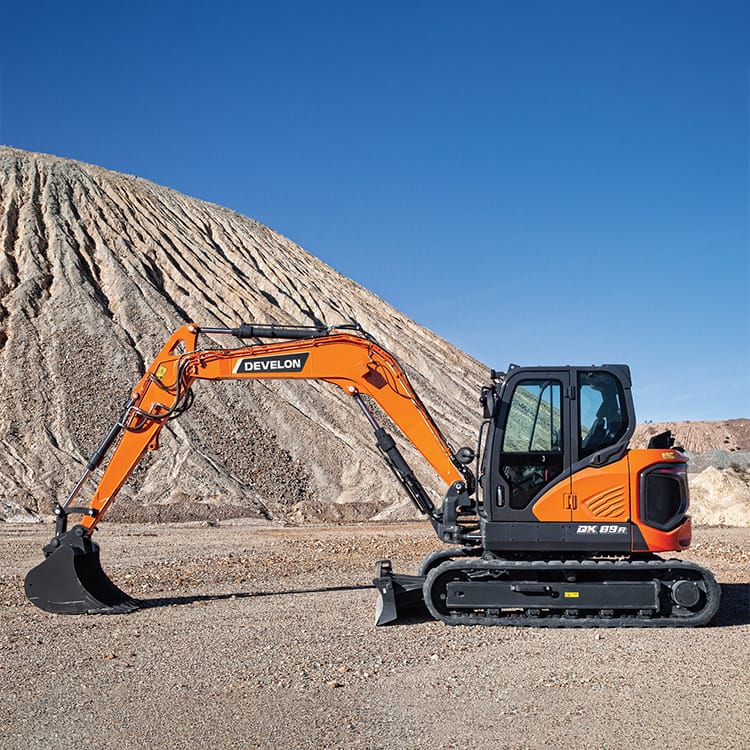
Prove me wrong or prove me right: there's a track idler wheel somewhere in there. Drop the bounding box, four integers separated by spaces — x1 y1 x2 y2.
24 525 140 614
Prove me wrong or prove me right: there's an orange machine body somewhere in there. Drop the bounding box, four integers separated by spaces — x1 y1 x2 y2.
530 449 691 553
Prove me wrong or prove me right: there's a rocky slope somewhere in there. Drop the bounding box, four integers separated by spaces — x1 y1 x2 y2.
0 147 485 524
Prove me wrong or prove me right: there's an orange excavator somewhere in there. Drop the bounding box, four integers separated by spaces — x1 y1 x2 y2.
25 322 720 626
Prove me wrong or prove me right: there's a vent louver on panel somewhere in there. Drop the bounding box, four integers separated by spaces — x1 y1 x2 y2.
583 486 627 519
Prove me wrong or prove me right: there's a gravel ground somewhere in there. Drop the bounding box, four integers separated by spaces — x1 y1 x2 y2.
1 521 749 750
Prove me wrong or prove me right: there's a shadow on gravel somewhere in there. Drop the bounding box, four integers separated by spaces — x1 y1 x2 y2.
136 583 749 627
714 583 750 627
138 584 373 610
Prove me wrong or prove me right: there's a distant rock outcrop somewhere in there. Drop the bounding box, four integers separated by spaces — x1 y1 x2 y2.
631 419 750 453
0 148 485 523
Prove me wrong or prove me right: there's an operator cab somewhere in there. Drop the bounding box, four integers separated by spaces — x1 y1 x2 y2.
480 365 636 524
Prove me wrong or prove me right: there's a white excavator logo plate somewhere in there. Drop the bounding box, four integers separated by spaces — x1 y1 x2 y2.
233 353 310 374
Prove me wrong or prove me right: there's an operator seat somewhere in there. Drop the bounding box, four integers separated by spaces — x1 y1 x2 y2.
582 401 622 456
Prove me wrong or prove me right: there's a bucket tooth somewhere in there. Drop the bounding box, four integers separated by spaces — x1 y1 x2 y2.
373 559 428 626
24 526 140 615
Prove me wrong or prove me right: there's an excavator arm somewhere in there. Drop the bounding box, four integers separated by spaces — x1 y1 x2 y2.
73 322 469 530
25 322 475 614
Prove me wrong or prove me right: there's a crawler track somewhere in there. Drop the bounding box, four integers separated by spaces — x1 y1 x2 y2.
423 557 721 627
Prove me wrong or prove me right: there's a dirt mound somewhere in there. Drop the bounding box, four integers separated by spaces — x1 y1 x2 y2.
2 147 748 529
689 466 750 527
0 147 485 524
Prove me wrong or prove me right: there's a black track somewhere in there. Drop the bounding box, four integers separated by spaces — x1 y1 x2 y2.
423 557 721 627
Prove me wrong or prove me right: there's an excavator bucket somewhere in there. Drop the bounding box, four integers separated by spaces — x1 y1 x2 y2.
373 559 428 626
24 526 140 614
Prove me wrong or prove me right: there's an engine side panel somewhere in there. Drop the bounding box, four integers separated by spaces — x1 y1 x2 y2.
629 450 693 552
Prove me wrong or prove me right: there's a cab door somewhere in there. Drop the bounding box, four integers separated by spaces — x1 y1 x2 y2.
486 370 572 523
568 369 633 527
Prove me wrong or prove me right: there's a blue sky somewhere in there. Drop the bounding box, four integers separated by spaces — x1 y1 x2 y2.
2 1 748 421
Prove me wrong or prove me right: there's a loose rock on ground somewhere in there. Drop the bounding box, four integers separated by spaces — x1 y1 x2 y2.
1 521 748 749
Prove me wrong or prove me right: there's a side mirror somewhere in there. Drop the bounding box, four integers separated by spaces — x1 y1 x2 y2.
480 387 497 419
455 446 475 465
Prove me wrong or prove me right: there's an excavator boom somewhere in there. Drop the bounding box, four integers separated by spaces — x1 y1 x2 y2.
25 322 471 614
76 322 466 529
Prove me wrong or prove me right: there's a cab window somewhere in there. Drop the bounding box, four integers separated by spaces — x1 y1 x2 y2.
502 380 562 453
500 379 563 509
579 372 628 458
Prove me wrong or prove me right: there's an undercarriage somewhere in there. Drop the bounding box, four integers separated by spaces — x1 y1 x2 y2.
375 554 721 627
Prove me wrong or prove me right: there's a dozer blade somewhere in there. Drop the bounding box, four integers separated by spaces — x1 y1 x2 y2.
373 559 428 626
24 526 140 615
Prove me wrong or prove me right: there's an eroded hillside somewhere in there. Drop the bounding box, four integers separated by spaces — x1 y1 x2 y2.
0 148 485 523
1 148 747 527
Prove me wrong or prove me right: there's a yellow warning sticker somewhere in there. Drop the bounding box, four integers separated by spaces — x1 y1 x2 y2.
155 365 167 381
662 451 676 459
564 591 580 599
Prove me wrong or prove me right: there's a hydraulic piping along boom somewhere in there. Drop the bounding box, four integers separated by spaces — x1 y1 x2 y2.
66 322 469 533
